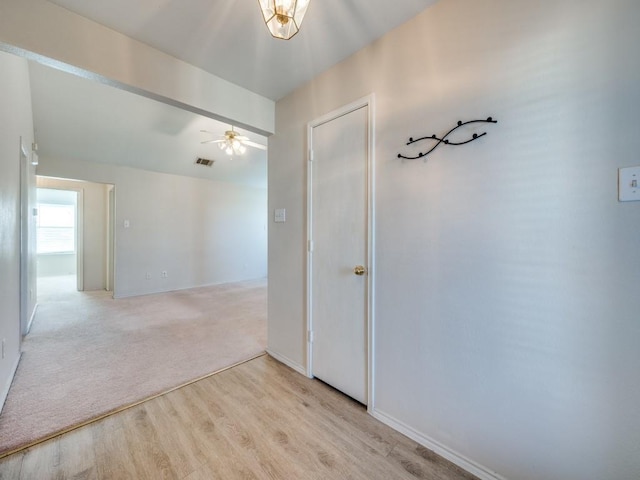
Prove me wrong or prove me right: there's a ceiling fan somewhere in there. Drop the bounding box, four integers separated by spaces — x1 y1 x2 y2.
200 126 267 156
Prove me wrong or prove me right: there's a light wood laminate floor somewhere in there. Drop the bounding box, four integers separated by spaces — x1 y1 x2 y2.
0 355 479 480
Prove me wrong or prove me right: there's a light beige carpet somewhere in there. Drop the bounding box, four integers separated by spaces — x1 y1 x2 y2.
0 276 267 456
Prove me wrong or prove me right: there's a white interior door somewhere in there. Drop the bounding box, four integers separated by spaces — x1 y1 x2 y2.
309 102 370 405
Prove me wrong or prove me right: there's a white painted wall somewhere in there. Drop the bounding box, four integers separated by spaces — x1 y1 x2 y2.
268 1 640 479
0 0 274 136
0 50 35 408
37 254 76 277
37 178 109 290
37 158 267 298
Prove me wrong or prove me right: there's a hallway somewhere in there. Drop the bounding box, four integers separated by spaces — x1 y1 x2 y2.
0 355 478 480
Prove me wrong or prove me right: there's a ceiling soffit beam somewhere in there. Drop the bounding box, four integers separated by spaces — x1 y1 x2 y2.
0 0 275 137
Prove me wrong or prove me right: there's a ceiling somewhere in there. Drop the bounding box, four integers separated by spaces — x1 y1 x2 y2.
31 0 439 187
30 62 268 187
47 0 439 101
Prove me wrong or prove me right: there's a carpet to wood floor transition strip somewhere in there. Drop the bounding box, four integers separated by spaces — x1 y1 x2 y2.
0 351 267 459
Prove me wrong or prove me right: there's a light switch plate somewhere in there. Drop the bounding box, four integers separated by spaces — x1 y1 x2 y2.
619 166 640 202
274 208 286 223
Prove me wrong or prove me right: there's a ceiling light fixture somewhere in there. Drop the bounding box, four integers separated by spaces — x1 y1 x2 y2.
219 128 247 156
201 127 267 156
258 0 311 40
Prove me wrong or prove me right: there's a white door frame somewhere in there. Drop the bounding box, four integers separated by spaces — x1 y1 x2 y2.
106 185 116 294
36 179 116 294
75 189 84 292
306 94 376 411
19 138 30 337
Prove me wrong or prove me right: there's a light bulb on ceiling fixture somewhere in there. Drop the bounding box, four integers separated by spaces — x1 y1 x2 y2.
202 126 261 156
258 0 311 40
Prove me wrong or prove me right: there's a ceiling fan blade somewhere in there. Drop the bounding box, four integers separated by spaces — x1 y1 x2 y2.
244 140 267 151
236 135 250 141
201 139 225 144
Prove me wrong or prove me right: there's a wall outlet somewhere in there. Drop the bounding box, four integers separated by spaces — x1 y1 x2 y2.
145 273 151 280
161 271 168 278
274 208 286 223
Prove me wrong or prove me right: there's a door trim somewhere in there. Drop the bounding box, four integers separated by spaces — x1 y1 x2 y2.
76 189 84 291
106 185 116 295
305 94 376 411
19 137 29 338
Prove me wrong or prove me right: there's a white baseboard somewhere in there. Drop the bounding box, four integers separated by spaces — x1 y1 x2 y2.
113 277 268 299
370 408 507 480
0 353 22 414
25 303 38 335
266 349 306 376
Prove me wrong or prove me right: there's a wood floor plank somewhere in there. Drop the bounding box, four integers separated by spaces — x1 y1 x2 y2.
183 380 308 480
246 355 403 456
389 432 481 480
57 425 96 479
182 460 226 480
120 405 179 480
195 378 315 480
195 379 319 474
168 386 266 479
144 397 203 478
153 394 211 468
91 413 139 479
0 355 479 480
0 451 23 480
206 360 417 480
237 356 402 463
19 438 61 480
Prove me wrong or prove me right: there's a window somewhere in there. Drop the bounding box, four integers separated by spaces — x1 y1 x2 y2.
37 203 76 254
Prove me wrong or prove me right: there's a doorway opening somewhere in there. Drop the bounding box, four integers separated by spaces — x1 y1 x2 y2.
36 177 116 303
36 187 79 300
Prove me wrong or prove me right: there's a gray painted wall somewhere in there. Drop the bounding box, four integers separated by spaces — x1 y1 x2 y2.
267 1 640 479
37 158 267 298
0 51 36 408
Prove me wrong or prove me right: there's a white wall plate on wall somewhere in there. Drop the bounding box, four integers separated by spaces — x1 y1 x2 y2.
619 166 640 202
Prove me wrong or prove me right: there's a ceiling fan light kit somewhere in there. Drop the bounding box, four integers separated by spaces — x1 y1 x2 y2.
219 132 247 156
200 127 267 156
258 0 311 40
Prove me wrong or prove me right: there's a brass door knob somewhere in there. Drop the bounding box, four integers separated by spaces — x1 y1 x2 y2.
353 265 366 276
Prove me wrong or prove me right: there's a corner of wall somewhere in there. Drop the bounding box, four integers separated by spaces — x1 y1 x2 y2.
266 349 307 377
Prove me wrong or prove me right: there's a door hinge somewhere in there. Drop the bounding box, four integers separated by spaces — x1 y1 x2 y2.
309 149 314 162
308 331 314 343
307 240 314 252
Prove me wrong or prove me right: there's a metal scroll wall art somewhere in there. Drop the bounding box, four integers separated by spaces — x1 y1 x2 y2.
397 117 498 160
